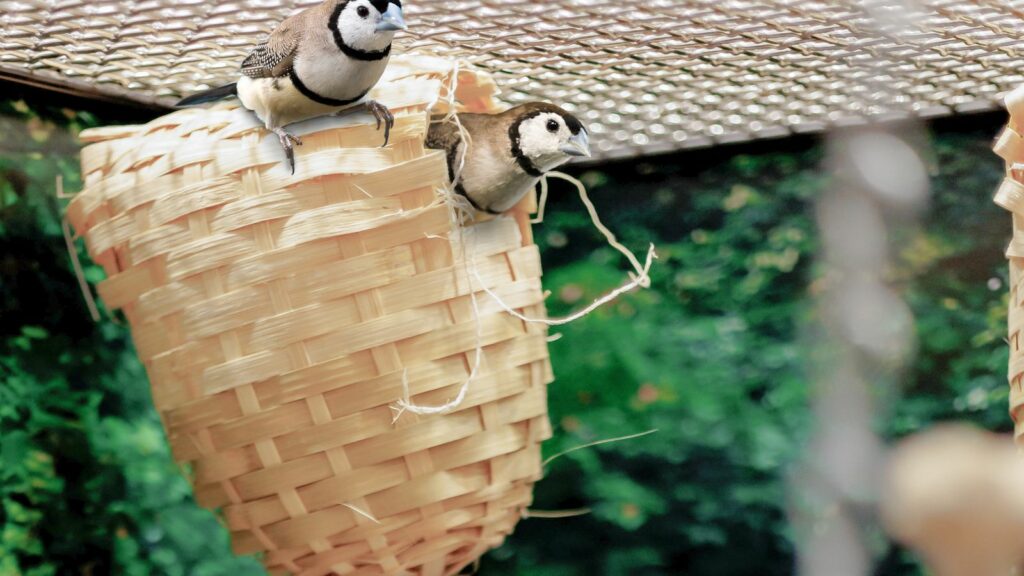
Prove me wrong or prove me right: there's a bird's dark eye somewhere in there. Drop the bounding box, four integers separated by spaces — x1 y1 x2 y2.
357 5 370 18
546 119 559 133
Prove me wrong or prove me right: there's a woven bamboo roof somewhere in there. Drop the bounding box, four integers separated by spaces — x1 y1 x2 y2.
1 0 1022 160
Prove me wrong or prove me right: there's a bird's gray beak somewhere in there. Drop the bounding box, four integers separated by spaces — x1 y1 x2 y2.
560 130 591 158
376 4 407 31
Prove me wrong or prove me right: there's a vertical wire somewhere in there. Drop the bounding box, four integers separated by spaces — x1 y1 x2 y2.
790 2 930 575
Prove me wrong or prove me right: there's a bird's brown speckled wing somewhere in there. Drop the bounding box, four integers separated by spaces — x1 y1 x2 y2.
240 15 303 78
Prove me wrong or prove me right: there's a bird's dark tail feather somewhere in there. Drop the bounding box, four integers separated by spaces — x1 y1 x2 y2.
175 83 238 107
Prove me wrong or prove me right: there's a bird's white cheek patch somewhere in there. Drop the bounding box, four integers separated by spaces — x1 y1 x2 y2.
518 115 561 158
338 5 394 52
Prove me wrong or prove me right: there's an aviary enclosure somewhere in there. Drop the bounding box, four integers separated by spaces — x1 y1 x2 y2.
1 1 1023 575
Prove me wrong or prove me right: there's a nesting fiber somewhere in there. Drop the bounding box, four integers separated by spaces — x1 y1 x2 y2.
66 55 554 576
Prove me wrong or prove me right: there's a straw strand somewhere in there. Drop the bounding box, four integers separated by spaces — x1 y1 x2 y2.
479 172 658 326
392 61 484 417
542 429 659 468
61 218 101 322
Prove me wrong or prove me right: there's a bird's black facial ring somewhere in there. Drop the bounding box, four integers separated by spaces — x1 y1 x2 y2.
329 2 393 60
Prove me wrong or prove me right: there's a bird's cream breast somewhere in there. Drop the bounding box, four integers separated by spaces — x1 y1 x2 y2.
236 76 338 128
460 140 539 213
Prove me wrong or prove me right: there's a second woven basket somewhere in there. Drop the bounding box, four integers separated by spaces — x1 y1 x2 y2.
66 56 554 575
995 85 1024 445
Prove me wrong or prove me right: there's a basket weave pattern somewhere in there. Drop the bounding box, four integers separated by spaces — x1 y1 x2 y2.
66 58 554 575
994 86 1024 444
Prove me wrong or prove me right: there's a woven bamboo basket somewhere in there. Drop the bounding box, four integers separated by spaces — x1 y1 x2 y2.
65 55 554 575
995 85 1024 445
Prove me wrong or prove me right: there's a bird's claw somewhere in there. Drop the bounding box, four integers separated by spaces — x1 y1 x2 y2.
273 128 303 174
365 100 395 147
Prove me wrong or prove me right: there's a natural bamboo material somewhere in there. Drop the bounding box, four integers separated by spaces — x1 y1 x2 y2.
66 55 554 576
993 85 1024 445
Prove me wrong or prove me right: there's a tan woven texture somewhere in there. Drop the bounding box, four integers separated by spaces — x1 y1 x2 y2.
65 56 554 576
994 86 1024 444
4 1 1024 161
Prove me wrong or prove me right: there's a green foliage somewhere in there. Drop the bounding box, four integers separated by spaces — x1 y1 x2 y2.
482 146 824 576
0 101 262 576
483 129 1008 575
0 95 1011 576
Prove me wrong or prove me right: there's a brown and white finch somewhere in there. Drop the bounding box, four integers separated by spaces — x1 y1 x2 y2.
176 0 407 172
426 102 591 215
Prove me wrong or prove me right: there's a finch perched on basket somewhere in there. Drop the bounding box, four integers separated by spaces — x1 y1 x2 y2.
176 0 407 173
